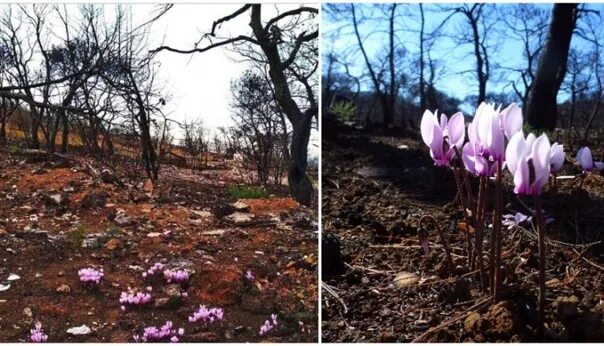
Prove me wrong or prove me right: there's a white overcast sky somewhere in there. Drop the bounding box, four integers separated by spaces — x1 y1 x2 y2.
133 3 319 155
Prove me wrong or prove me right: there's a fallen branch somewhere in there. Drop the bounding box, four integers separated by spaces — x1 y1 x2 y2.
411 297 490 343
322 281 348 314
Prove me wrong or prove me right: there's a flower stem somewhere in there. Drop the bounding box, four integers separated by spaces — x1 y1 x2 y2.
419 215 454 270
534 194 546 339
492 160 503 301
474 176 488 292
452 166 472 266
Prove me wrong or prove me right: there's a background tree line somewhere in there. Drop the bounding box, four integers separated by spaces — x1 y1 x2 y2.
322 3 604 145
0 4 318 206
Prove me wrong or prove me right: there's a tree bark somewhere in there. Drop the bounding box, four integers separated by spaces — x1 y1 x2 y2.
387 4 397 127
419 4 426 111
249 5 315 206
525 4 578 130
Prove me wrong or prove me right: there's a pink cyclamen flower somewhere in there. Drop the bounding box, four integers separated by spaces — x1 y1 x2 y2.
577 147 604 172
188 305 224 324
502 212 532 230
505 132 551 195
78 267 104 285
245 270 254 281
549 142 565 173
420 109 465 166
30 323 48 342
471 102 505 161
259 314 278 336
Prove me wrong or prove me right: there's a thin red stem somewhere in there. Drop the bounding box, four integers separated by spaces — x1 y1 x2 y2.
534 194 546 339
419 215 454 270
493 160 503 301
474 177 488 292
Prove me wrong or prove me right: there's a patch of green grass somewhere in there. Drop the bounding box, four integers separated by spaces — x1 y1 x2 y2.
9 144 23 155
106 224 122 237
71 225 87 243
227 185 268 199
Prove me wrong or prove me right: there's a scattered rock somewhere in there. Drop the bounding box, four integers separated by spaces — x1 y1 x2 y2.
23 307 32 318
113 209 133 226
7 274 20 281
224 212 252 224
41 193 67 207
201 230 227 236
231 201 250 212
0 228 6 237
66 325 91 335
189 210 213 219
56 284 71 293
104 238 120 251
393 271 420 288
147 232 161 238
80 191 108 209
81 237 100 249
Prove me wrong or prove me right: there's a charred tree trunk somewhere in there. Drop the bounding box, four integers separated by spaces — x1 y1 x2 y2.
138 109 158 181
387 4 397 128
467 9 487 106
289 108 315 206
419 4 426 111
0 118 6 144
60 112 69 153
525 4 578 130
249 5 315 206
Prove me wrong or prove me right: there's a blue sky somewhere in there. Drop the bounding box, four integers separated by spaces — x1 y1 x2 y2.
322 3 604 114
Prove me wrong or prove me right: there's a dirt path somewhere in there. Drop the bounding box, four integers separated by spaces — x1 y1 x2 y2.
0 150 317 342
321 123 604 342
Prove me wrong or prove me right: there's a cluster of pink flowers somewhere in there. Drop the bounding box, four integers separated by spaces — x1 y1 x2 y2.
142 262 164 279
188 305 224 324
163 269 189 284
120 291 152 310
259 314 278 336
421 102 566 196
30 323 48 342
78 267 104 285
133 321 184 343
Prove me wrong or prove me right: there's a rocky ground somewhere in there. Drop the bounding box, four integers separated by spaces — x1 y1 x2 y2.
321 120 604 342
0 148 317 342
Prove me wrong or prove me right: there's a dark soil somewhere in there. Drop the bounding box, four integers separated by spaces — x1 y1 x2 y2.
321 121 604 343
0 148 317 342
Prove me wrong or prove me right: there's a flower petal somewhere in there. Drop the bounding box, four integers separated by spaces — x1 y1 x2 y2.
505 131 525 175
549 142 564 173
501 103 523 139
420 109 439 147
577 147 593 171
447 112 465 149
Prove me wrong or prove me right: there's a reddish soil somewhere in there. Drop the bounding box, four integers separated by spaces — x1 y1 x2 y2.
321 121 604 342
0 148 317 342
